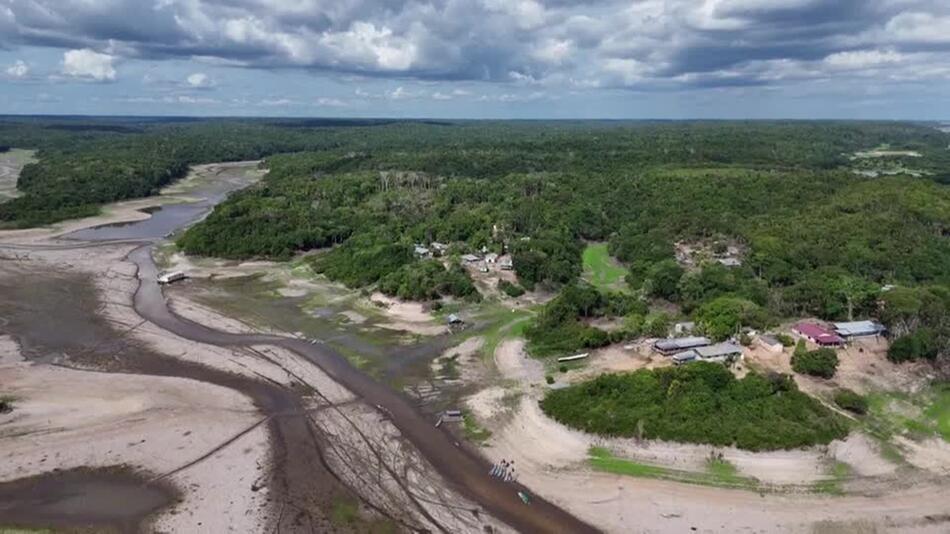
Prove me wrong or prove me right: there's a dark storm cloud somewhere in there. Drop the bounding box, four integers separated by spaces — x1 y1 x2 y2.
2 0 950 89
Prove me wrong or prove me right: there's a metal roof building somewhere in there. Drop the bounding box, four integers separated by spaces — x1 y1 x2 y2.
654 336 712 354
695 342 743 360
834 320 885 338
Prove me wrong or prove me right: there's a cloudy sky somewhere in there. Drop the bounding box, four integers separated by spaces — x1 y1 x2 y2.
1 0 949 119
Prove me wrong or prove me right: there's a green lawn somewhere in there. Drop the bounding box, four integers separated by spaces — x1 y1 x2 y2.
582 243 628 291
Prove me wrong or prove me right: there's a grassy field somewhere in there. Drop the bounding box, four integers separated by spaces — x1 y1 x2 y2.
473 304 534 361
588 447 759 490
581 243 628 291
589 446 858 494
924 384 950 441
865 384 950 443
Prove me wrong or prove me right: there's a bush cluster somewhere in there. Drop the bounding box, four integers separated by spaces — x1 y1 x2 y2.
833 389 868 415
541 363 848 451
791 346 839 379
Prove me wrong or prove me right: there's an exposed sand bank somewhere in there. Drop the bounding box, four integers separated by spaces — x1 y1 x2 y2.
463 338 947 533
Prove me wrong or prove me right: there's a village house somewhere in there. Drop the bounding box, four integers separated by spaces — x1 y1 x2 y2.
793 322 844 347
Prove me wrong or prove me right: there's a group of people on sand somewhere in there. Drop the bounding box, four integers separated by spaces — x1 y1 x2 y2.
489 459 516 482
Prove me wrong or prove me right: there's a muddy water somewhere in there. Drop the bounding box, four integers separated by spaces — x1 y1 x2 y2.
0 267 358 532
0 467 177 534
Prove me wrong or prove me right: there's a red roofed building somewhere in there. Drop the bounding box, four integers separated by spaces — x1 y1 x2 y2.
793 323 844 347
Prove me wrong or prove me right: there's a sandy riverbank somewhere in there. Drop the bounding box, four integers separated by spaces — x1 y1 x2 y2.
462 339 950 533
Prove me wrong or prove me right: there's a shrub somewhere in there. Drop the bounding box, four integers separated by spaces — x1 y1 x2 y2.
834 389 868 415
498 279 526 298
887 328 939 363
792 347 839 379
545 375 555 384
559 365 568 373
643 312 671 338
776 333 794 347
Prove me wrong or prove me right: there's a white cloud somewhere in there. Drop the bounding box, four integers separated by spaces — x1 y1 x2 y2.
186 72 215 88
885 12 950 44
61 49 116 82
825 49 904 70
316 97 348 107
5 59 29 79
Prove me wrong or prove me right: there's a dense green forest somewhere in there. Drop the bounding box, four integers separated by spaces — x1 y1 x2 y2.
174 120 949 364
1 117 947 365
540 362 849 450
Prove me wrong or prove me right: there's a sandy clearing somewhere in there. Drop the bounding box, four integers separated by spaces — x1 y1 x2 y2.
494 339 544 385
828 433 898 477
370 292 448 336
896 436 950 475
466 386 510 420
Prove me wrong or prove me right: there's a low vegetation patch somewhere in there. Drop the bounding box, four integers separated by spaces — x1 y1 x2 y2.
582 243 629 290
462 413 492 444
834 389 869 415
497 279 525 298
791 342 839 379
542 363 849 451
864 385 950 443
588 447 759 490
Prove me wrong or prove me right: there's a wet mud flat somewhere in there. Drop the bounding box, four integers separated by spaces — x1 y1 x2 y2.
0 467 177 534
181 276 459 398
0 267 370 532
